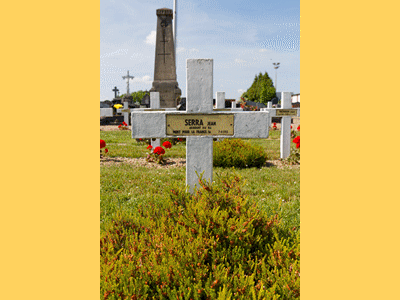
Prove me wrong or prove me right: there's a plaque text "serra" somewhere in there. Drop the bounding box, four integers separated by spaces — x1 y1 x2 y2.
166 114 234 136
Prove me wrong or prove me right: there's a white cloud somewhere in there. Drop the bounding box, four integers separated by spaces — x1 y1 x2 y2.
177 47 199 54
237 89 245 96
132 75 152 84
145 31 156 45
100 49 129 59
234 58 247 63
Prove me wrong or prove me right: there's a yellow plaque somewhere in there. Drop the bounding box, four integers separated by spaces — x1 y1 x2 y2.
276 109 297 116
166 114 234 136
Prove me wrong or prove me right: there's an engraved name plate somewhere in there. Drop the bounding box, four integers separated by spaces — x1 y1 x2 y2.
276 109 297 116
166 114 234 136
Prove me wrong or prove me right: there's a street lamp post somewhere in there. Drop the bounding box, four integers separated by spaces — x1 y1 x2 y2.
272 62 280 92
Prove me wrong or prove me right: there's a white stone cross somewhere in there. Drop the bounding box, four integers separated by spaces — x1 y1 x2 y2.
261 92 300 158
131 59 270 193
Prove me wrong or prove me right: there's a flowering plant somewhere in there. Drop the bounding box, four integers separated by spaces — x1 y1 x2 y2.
100 139 109 158
293 136 300 149
272 122 278 130
146 141 173 164
118 121 129 130
239 97 259 111
285 125 300 165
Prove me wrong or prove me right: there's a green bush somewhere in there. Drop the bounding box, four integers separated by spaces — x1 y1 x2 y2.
213 139 268 168
100 176 300 299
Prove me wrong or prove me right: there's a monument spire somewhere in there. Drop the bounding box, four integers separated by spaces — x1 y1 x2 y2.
173 0 177 59
150 8 181 108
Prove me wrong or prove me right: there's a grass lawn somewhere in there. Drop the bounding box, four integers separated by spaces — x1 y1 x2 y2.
100 129 299 233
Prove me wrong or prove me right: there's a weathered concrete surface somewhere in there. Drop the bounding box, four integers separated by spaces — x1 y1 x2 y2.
186 59 213 113
131 111 270 139
280 92 292 159
150 92 161 148
186 137 213 192
216 92 225 109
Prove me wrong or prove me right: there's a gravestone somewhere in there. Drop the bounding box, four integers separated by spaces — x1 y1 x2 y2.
261 92 300 158
149 8 181 108
140 94 150 108
131 59 270 193
216 92 225 109
150 92 161 148
100 108 113 117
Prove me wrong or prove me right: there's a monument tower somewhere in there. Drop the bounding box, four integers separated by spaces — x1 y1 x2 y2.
150 8 181 108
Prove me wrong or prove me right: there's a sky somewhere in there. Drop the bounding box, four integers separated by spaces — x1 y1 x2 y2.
100 0 299 101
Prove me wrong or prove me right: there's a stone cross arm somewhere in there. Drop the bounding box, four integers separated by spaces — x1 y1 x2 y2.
131 111 270 139
261 108 300 118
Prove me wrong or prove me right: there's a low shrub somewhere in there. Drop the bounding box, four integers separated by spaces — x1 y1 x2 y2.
100 176 300 299
213 139 268 168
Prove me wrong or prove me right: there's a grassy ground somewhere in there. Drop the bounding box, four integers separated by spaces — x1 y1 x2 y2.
100 129 299 233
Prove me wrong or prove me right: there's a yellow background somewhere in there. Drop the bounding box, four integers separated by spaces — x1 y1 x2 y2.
1 0 400 299
1 1 99 298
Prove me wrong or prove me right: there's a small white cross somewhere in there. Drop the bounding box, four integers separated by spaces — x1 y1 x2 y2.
261 93 300 158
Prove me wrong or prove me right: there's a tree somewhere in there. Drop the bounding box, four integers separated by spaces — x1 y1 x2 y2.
131 90 149 104
120 90 149 104
241 72 276 105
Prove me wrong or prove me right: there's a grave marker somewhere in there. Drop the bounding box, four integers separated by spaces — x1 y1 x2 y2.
150 92 161 148
261 92 300 158
131 59 270 193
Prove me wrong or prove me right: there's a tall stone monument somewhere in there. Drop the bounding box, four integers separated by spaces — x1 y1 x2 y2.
150 8 181 108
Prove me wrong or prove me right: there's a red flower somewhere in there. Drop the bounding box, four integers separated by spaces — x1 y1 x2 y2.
291 125 293 129
162 141 172 149
154 146 165 155
139 138 142 141
297 125 300 131
105 148 108 153
100 140 106 148
123 121 127 126
118 124 122 128
147 145 153 150
293 136 300 148
272 122 277 129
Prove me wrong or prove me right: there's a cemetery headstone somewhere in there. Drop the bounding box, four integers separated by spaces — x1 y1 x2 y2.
150 92 161 148
149 8 181 108
131 59 270 193
216 92 225 109
261 92 300 158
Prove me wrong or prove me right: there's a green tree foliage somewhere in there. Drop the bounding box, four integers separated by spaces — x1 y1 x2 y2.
120 90 149 104
131 90 149 103
242 72 276 105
